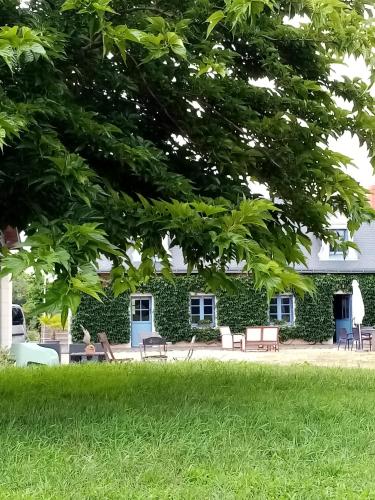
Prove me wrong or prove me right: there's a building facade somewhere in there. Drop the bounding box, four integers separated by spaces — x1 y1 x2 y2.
72 212 375 347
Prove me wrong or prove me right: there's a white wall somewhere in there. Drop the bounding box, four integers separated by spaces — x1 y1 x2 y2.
0 276 12 348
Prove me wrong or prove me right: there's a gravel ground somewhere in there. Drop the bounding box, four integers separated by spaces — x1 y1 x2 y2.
62 344 375 368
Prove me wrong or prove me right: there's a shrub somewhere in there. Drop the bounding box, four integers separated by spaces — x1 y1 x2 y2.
191 327 220 343
278 325 304 342
0 348 13 367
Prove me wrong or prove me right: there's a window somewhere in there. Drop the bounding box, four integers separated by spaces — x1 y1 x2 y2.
12 306 24 326
269 295 294 325
190 295 215 326
329 229 348 255
131 298 150 322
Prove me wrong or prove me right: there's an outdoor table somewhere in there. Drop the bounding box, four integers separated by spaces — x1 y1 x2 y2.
69 351 106 363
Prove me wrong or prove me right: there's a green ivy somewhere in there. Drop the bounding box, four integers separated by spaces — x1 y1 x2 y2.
144 277 191 342
190 327 220 342
216 276 268 332
72 274 375 345
71 289 130 344
283 274 375 343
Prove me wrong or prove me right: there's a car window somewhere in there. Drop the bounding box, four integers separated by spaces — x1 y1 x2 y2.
12 307 24 325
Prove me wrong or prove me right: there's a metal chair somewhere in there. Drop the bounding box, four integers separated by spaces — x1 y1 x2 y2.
360 328 373 351
186 335 196 361
140 336 168 362
337 328 353 350
173 335 196 361
352 327 361 350
139 332 165 352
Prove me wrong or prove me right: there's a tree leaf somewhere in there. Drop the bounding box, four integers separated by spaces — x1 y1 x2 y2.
206 10 225 38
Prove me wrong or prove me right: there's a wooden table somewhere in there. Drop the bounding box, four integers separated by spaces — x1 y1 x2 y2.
69 351 106 363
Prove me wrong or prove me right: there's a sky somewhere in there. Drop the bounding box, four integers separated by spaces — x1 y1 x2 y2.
284 14 374 188
330 56 374 188
252 55 374 191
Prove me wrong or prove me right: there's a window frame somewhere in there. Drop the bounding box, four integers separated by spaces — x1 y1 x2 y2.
329 228 348 256
318 218 358 262
190 294 216 327
268 295 294 325
131 296 152 323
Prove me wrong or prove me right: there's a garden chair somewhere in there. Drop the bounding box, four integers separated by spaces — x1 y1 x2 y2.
10 343 59 367
244 326 279 351
98 333 133 363
38 341 61 362
140 336 168 362
139 332 166 352
244 327 263 351
140 332 161 340
262 326 279 351
173 335 196 361
352 327 361 350
219 326 244 350
360 328 373 352
337 328 353 350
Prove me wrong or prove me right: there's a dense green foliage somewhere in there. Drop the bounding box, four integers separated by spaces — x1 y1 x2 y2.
73 273 375 344
146 277 192 342
2 363 375 497
71 288 130 344
12 274 28 307
0 0 374 320
12 272 45 331
287 274 375 343
72 275 268 343
217 276 268 331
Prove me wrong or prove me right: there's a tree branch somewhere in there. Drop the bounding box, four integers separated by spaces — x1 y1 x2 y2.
128 54 189 139
211 107 284 170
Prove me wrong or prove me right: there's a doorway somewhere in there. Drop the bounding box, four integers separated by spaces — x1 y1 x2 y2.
131 296 153 347
333 294 352 342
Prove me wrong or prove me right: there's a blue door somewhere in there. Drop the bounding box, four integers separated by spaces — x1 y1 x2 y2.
334 294 352 342
131 297 152 347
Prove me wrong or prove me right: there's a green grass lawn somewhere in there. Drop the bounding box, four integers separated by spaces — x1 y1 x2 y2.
1 362 375 499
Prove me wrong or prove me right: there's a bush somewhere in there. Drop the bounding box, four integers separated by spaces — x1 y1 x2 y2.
0 348 13 367
278 325 305 342
191 327 220 343
27 330 40 342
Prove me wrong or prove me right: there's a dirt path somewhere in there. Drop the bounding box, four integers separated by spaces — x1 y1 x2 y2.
109 346 375 369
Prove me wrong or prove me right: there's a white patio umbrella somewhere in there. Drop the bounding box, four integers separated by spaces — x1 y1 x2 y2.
352 280 365 347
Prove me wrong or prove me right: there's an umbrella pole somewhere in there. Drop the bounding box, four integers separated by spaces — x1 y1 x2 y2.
359 324 362 350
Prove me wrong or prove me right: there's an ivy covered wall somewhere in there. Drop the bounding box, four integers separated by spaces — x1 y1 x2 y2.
71 290 130 344
216 277 268 331
144 275 268 342
72 274 375 345
289 274 375 343
144 277 191 342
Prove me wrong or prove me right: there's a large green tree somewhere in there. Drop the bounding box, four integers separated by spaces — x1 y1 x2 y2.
0 0 374 322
